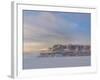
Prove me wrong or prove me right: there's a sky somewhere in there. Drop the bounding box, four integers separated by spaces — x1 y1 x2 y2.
23 10 91 53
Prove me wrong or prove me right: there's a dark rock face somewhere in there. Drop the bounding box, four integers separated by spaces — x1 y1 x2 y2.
38 44 90 57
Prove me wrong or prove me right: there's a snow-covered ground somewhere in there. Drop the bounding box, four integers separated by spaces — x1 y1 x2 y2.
23 53 91 69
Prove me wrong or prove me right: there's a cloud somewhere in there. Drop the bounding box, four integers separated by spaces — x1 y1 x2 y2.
24 42 49 53
23 11 90 53
24 12 79 41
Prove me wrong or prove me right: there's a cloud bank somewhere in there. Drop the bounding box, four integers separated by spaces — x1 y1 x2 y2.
23 10 91 53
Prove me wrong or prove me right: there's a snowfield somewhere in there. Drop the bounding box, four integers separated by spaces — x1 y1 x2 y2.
23 53 91 69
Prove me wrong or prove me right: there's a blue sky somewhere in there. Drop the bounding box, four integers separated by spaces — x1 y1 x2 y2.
23 10 91 53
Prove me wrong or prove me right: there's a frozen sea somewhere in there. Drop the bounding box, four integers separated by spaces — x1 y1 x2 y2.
23 53 91 69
